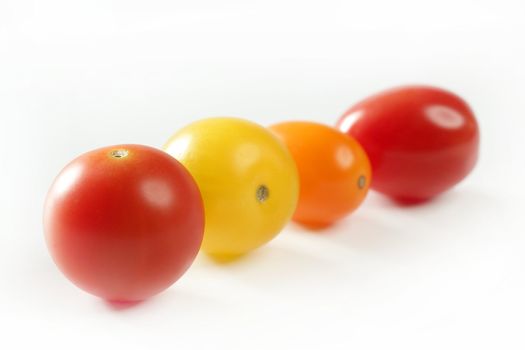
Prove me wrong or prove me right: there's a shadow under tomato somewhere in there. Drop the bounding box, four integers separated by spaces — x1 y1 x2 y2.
206 252 248 265
209 244 342 292
372 187 496 213
323 188 500 257
99 286 228 315
104 299 145 311
391 196 434 206
291 220 334 232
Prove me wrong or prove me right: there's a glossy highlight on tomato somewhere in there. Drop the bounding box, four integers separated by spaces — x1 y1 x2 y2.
270 121 371 228
44 144 205 301
163 117 299 258
337 86 479 202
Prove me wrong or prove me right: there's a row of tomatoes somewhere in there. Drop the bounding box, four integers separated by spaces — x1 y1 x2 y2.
44 85 479 302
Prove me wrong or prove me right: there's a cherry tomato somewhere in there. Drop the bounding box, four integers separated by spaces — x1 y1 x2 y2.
337 86 479 202
44 144 204 301
163 117 299 258
269 121 371 228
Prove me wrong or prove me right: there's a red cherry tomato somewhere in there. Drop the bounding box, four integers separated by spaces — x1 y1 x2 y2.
337 86 479 202
44 145 204 301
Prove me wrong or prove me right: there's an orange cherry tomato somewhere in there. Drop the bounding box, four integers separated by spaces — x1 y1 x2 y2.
269 121 371 228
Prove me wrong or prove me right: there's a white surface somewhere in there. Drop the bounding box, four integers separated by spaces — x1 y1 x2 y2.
1 0 524 349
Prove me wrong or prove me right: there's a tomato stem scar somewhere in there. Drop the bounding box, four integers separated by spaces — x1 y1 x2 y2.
256 185 269 203
111 149 129 158
358 175 366 189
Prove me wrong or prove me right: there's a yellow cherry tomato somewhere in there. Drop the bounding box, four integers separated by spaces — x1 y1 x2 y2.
163 117 299 258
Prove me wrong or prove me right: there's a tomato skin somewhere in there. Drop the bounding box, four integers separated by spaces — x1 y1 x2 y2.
337 86 479 202
44 144 204 301
163 117 299 258
269 121 371 228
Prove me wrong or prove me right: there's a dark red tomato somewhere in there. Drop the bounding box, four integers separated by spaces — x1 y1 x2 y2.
337 86 479 202
44 144 204 301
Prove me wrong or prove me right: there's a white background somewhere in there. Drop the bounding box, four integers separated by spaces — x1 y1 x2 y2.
1 0 524 349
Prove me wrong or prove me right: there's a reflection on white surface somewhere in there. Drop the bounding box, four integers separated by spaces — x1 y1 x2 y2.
141 179 173 208
425 105 465 129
